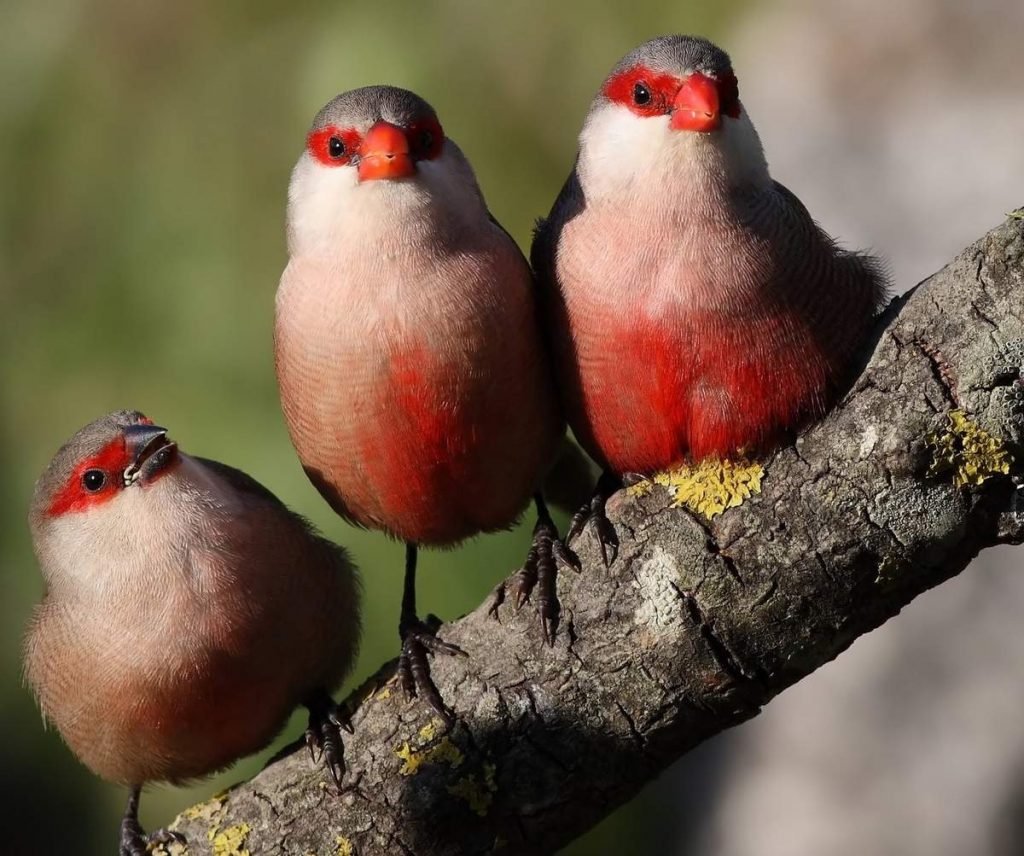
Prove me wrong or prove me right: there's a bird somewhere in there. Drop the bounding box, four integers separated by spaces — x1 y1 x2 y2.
532 35 888 553
22 411 360 856
274 85 569 717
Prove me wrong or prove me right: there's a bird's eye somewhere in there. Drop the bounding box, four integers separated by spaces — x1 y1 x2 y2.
633 82 652 106
328 136 345 158
82 470 106 492
419 130 434 152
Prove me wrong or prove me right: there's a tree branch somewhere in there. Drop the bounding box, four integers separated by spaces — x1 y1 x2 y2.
169 214 1024 856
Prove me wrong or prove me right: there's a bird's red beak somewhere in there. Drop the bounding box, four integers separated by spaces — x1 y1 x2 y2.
671 73 721 133
357 121 416 182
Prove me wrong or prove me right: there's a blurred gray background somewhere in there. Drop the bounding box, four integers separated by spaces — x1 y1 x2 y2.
1 1 1021 853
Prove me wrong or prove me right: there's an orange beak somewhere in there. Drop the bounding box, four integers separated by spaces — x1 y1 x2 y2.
357 121 416 182
670 73 721 133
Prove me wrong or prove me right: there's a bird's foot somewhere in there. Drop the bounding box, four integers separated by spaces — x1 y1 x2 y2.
489 512 580 646
119 790 185 856
566 471 621 567
397 615 467 726
304 689 353 791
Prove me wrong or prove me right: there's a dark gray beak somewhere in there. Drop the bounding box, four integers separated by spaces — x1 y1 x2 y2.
123 423 177 485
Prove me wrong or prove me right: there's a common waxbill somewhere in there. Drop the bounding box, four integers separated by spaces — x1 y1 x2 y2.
533 35 888 552
23 411 360 855
275 86 570 716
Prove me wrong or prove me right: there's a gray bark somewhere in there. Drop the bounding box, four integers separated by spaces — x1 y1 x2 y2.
168 214 1024 856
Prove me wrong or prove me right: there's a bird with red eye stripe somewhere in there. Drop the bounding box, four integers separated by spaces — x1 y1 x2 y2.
275 86 569 723
533 35 888 555
23 411 360 855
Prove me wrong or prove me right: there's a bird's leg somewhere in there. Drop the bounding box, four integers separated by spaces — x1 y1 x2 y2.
566 470 621 567
119 786 186 856
118 788 146 856
304 688 352 791
396 543 466 726
489 494 580 646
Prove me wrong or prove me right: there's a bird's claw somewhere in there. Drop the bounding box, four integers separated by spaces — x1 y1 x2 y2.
120 819 185 856
567 498 619 568
486 582 506 619
397 619 465 726
565 472 621 567
553 537 583 573
305 691 351 791
492 514 576 646
593 514 619 567
119 787 187 856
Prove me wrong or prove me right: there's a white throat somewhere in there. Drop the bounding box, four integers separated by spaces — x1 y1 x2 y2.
576 102 771 208
286 143 490 258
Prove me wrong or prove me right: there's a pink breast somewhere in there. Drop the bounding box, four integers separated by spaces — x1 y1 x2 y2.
277 255 559 546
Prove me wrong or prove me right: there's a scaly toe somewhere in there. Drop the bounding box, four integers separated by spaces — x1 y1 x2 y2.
486 581 507 619
305 692 350 791
397 621 463 725
595 516 619 567
511 563 538 609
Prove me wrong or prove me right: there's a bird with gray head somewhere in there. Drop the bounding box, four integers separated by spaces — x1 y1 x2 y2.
533 35 888 552
23 411 360 856
275 85 573 722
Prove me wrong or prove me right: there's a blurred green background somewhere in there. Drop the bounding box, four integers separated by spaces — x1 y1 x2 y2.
1 1 743 853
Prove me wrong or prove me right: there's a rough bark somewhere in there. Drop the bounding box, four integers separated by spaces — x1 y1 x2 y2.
168 215 1024 856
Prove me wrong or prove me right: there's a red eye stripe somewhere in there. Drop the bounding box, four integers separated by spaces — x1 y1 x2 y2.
604 65 742 120
306 127 363 167
717 72 741 119
603 65 681 117
407 116 444 160
47 437 128 517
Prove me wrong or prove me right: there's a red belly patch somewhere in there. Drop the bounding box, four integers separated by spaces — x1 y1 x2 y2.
575 310 832 473
354 345 482 543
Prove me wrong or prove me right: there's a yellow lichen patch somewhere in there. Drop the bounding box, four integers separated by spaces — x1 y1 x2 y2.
177 793 226 825
167 791 226 848
447 776 491 816
395 741 422 775
376 687 392 700
418 718 443 742
447 762 498 817
396 734 465 776
637 458 765 519
926 410 1013 488
626 479 654 498
151 838 188 856
209 823 251 856
336 836 354 856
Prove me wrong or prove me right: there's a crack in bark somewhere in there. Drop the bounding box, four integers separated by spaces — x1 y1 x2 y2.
912 338 962 409
675 583 763 687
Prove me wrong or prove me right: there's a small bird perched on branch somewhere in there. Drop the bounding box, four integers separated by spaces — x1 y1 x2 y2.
275 86 569 717
533 35 888 554
22 411 360 856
